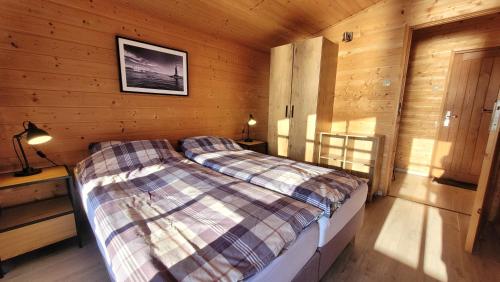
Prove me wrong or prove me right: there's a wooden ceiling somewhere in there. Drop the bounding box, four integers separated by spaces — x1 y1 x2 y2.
118 0 382 50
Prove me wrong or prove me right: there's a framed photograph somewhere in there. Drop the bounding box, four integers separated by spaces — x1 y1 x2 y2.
116 36 188 96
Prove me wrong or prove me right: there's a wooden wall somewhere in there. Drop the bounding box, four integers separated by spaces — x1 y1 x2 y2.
0 0 270 172
317 0 500 193
395 14 500 175
2 0 500 194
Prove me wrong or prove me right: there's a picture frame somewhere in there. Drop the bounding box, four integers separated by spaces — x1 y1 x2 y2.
116 36 188 96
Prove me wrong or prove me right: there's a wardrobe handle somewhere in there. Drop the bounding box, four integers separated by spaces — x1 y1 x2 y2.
285 105 289 117
291 105 294 118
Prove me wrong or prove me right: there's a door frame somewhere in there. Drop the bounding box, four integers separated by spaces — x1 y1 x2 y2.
386 8 500 196
388 16 500 253
465 91 500 252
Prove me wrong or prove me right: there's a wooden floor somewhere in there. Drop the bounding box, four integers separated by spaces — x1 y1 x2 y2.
3 197 498 282
389 172 476 215
2 236 109 282
322 197 499 282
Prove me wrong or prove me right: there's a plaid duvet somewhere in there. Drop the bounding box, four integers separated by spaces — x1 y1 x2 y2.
75 139 321 282
181 136 367 217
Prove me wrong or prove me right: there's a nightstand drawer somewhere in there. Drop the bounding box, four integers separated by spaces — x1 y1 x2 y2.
0 214 76 260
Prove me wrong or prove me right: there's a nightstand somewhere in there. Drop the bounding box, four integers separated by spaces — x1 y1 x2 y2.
236 140 268 154
0 166 82 278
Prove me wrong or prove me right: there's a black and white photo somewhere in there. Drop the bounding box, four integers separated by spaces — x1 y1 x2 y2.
116 37 188 96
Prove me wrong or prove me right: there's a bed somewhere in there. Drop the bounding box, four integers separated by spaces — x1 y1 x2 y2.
74 139 323 281
180 136 368 277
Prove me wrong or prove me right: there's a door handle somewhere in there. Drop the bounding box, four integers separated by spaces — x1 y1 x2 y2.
285 105 288 118
443 111 458 127
489 100 500 131
291 105 294 118
483 108 493 113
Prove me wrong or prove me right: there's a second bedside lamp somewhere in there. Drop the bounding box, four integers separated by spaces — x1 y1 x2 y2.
245 114 257 142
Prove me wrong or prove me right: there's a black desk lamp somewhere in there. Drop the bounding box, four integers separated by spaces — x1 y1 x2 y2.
245 114 257 142
13 121 52 177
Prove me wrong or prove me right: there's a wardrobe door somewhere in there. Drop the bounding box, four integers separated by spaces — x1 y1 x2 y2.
288 37 323 162
268 44 294 157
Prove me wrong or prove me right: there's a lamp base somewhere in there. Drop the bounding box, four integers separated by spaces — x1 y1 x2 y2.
14 167 42 177
244 138 253 142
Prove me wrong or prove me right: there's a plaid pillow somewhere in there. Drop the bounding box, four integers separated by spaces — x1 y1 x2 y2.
181 136 242 157
77 139 181 184
88 140 123 154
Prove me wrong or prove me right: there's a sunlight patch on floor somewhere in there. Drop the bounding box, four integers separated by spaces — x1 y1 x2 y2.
393 177 439 205
374 198 424 269
390 172 475 215
374 198 449 281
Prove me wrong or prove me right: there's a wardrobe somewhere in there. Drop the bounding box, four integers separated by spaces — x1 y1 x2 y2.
267 36 338 163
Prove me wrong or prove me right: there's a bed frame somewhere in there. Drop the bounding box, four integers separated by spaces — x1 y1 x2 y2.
292 207 365 281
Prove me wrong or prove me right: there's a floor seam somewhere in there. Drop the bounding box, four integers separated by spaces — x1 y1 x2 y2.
386 195 471 216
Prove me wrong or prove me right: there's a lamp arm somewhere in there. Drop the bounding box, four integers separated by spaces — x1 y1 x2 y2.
13 121 30 138
12 121 30 139
13 129 27 139
14 133 30 171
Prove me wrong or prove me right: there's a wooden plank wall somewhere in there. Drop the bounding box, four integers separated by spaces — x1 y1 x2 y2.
396 14 500 176
317 0 500 193
0 0 270 173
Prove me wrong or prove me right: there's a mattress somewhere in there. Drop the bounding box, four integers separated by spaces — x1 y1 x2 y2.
248 222 319 282
75 170 320 282
317 183 368 247
181 136 367 218
91 213 320 282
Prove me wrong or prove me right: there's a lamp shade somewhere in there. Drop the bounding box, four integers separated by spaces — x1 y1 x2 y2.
247 114 257 126
26 122 52 145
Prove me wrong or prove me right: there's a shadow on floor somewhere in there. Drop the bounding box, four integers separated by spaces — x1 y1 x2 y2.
322 196 500 282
